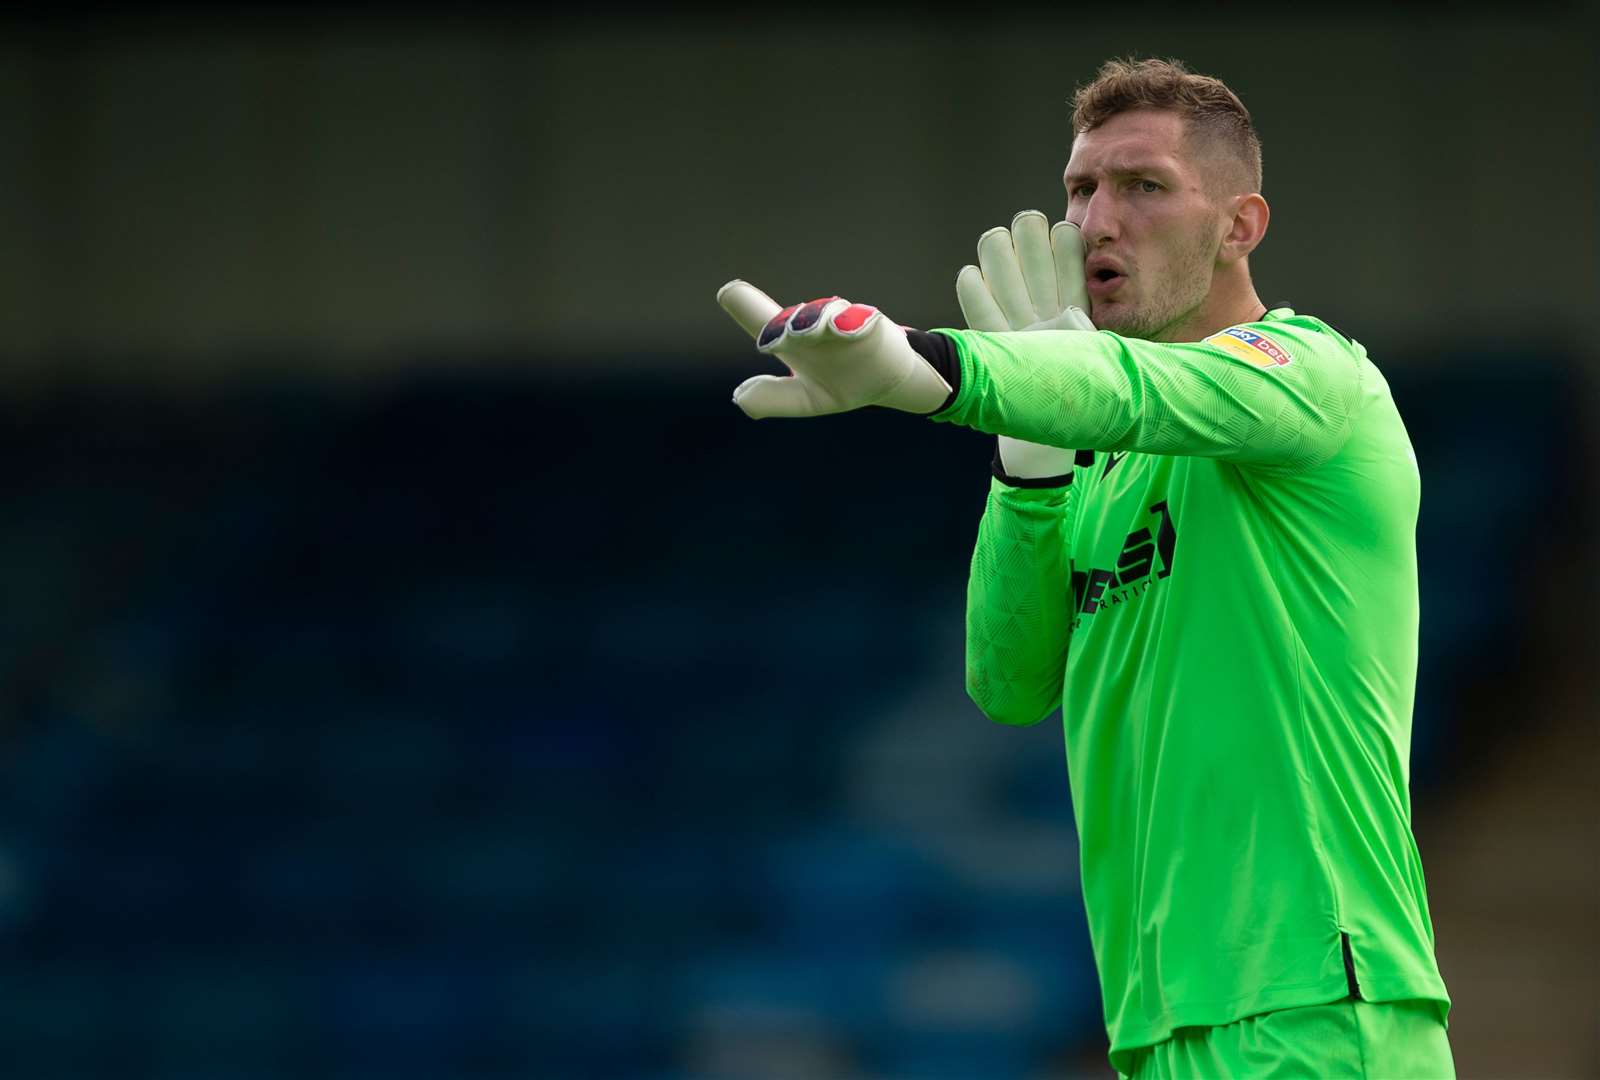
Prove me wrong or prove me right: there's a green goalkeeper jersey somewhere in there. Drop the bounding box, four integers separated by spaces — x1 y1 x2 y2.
930 308 1449 1063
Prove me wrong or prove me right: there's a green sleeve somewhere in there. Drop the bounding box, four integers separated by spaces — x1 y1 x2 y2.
965 475 1075 726
930 317 1366 472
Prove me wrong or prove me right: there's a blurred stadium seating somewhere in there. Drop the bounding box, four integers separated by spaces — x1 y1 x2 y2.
0 345 1588 1078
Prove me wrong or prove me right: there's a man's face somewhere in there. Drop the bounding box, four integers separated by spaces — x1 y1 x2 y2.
1063 110 1228 341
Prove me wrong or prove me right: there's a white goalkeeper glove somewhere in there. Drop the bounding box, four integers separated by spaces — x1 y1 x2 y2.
718 281 952 419
955 210 1095 482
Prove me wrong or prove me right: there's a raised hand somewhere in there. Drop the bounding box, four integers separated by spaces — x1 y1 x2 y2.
957 210 1095 333
954 211 1096 481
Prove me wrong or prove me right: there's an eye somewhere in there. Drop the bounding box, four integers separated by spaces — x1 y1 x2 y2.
1137 179 1162 193
1070 183 1095 200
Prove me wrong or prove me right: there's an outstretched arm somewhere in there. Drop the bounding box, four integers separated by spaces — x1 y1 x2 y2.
930 321 1366 473
718 285 1362 474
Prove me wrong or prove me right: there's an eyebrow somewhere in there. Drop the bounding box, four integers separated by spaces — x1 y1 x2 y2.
1064 161 1176 186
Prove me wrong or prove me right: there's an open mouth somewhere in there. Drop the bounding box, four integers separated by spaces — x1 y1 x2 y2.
1088 268 1126 295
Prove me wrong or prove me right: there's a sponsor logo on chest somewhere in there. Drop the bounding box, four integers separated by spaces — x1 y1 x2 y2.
1070 499 1177 627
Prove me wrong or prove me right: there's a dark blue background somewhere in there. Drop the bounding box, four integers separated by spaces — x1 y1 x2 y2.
0 344 1585 1078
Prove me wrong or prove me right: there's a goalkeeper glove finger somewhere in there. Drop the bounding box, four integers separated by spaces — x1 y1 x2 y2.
969 209 1054 328
718 280 952 419
956 210 1094 333
954 212 1095 481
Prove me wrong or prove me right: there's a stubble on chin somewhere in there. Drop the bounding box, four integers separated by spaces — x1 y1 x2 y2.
1103 231 1218 342
1093 293 1172 341
1095 300 1161 341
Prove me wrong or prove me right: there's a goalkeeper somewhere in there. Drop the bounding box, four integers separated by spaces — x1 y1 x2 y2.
717 58 1454 1078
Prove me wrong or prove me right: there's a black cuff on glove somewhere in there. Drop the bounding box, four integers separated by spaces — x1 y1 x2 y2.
905 330 961 415
991 441 1075 489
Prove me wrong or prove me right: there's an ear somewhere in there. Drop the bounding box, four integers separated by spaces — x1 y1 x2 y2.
1220 193 1269 263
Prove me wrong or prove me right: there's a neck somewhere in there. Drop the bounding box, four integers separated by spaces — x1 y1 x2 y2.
1157 267 1267 343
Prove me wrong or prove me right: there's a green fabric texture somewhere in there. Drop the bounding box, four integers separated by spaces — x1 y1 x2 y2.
938 315 1364 471
1121 997 1454 1079
966 481 1076 725
939 311 1450 1063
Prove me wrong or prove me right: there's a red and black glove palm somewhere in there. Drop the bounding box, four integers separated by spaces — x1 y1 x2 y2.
718 280 953 419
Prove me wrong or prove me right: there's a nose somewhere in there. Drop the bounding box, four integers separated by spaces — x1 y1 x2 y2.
1073 188 1118 248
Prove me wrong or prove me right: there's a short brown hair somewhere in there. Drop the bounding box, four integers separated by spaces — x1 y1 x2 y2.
1071 57 1263 194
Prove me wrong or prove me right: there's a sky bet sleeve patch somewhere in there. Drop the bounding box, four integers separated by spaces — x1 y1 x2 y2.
1203 326 1293 368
